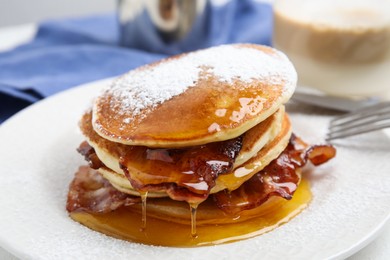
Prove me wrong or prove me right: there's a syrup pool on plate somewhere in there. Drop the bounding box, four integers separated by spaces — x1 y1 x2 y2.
70 178 311 247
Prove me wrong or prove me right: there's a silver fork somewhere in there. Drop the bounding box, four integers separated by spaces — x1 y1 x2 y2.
292 91 380 112
326 101 390 141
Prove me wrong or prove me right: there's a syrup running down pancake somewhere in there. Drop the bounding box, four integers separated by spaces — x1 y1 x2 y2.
67 44 336 247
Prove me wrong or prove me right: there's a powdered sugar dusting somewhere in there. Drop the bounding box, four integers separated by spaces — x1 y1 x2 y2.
104 45 297 123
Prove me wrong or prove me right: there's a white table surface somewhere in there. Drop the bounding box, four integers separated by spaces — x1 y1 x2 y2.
0 24 389 260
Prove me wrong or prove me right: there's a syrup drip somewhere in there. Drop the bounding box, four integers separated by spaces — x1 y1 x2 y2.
189 203 199 238
140 191 148 230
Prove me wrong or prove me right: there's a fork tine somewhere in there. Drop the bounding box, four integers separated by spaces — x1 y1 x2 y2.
329 112 390 132
330 101 390 126
327 101 390 141
326 121 390 141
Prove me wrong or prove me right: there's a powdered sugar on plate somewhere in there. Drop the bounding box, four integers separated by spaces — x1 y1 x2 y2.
104 45 297 123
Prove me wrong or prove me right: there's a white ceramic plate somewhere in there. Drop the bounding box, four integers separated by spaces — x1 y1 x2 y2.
0 79 389 260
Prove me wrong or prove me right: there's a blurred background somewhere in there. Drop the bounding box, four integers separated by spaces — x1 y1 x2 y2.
0 0 115 26
0 0 274 27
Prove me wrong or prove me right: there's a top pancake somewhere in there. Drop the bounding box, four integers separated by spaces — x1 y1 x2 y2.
93 44 297 148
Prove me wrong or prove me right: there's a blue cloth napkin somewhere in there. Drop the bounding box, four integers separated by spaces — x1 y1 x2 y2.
0 0 273 123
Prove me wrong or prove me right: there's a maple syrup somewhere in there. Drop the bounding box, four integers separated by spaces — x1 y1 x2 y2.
189 203 199 237
70 179 311 247
140 191 148 230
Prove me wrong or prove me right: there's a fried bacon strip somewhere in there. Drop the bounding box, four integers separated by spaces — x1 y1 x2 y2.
119 136 243 204
77 141 104 169
68 135 335 214
213 134 336 214
66 166 140 213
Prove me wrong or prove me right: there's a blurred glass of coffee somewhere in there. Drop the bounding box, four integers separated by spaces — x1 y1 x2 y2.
273 0 390 97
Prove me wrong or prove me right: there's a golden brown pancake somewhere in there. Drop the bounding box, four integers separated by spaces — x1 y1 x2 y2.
234 106 285 168
92 44 297 148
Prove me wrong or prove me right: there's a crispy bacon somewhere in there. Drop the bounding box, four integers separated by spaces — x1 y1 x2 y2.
71 135 336 215
77 141 104 169
119 136 243 204
77 142 217 203
66 166 140 213
213 134 336 215
305 145 336 165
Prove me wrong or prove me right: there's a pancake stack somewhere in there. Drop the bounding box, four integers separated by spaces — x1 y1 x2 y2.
72 44 334 227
